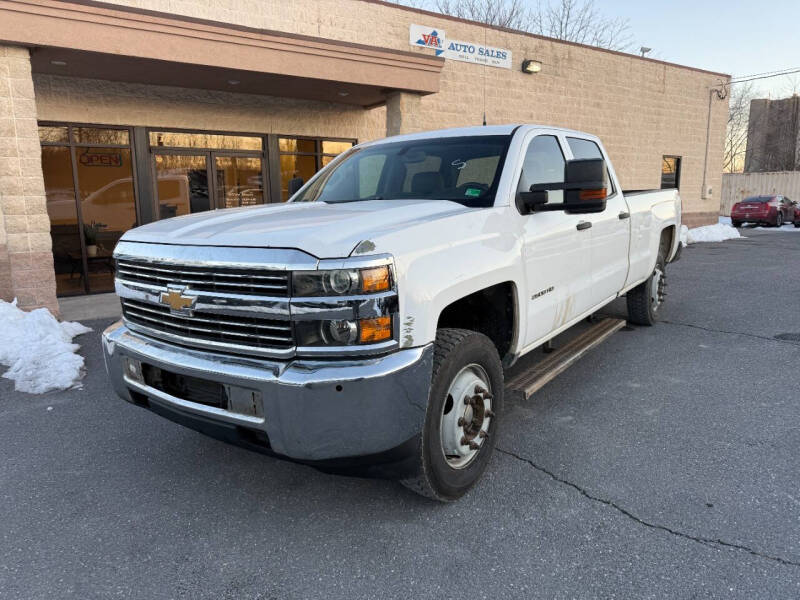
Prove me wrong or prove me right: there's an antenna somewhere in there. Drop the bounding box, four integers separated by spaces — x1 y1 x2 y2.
483 112 487 126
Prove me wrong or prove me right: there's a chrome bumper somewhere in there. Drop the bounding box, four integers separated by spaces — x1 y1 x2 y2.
102 321 433 462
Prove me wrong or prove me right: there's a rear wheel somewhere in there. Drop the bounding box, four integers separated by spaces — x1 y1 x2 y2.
627 255 666 326
732 220 742 228
776 213 783 227
401 328 503 502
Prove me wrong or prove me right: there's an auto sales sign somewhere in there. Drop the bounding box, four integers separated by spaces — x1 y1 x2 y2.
409 24 512 69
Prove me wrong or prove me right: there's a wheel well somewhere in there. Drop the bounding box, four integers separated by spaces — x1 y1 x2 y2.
660 225 675 258
437 282 516 360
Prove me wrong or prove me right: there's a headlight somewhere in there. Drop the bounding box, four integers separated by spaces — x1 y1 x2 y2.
292 266 391 297
295 316 393 347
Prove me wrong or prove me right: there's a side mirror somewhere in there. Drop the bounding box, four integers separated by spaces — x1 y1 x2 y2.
516 158 608 215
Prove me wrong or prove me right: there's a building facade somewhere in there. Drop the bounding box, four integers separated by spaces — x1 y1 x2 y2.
0 0 729 313
745 96 800 173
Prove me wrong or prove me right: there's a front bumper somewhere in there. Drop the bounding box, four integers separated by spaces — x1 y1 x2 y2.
102 321 433 468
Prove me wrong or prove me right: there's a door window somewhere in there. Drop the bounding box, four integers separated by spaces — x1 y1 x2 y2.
517 135 565 204
215 156 264 208
567 137 615 195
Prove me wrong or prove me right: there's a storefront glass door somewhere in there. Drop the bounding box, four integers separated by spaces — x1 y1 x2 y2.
215 155 264 208
40 125 137 296
153 153 211 219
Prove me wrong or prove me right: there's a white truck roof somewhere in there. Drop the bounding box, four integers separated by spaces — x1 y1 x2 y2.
371 124 599 146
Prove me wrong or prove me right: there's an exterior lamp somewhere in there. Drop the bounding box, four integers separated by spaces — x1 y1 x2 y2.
521 60 542 74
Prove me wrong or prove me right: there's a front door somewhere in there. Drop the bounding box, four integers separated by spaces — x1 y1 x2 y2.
518 134 594 349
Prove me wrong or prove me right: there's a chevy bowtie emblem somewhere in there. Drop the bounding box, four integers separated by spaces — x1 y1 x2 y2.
160 286 196 313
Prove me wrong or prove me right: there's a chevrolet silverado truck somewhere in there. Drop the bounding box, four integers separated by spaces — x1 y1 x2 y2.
103 125 681 501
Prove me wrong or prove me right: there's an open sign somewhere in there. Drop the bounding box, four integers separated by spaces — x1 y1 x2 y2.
79 152 122 167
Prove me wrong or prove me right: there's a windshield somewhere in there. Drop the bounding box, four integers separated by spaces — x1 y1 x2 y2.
742 196 772 203
293 135 512 207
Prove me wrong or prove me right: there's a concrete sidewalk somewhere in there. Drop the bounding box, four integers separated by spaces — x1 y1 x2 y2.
58 292 120 323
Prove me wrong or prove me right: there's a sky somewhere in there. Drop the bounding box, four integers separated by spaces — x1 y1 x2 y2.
606 0 800 96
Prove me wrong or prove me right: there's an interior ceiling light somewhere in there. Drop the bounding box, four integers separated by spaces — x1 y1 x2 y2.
521 59 542 74
338 91 350 97
227 79 241 85
50 60 67 66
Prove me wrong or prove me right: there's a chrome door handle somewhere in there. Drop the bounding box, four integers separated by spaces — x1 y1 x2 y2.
576 221 592 231
618 211 630 220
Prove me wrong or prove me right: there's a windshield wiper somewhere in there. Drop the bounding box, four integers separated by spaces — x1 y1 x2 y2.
323 195 384 204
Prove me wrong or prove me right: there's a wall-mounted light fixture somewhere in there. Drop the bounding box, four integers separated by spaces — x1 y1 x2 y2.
521 59 542 74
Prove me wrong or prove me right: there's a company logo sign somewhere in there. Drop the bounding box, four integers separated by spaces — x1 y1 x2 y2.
160 286 196 314
409 24 512 69
410 24 445 56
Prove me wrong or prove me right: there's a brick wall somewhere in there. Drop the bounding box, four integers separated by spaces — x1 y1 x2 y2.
0 45 58 313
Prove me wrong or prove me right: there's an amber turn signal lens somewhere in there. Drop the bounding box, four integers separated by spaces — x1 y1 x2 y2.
359 316 392 343
579 188 608 201
361 266 391 293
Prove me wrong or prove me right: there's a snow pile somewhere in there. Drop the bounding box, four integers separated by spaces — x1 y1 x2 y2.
683 223 741 245
0 299 92 394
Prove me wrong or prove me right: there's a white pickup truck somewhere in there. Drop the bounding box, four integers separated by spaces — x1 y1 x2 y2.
103 125 681 501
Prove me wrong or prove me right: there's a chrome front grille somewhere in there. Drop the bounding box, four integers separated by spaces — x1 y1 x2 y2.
116 259 290 297
121 298 294 353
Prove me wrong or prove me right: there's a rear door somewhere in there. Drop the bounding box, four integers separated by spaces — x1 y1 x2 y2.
517 133 594 348
565 136 630 305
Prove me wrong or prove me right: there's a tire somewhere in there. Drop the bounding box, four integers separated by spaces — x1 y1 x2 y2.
401 328 504 502
776 213 783 227
732 220 741 228
627 254 666 326
795 221 800 228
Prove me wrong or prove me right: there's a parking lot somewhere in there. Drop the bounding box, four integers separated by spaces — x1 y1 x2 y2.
2 228 799 599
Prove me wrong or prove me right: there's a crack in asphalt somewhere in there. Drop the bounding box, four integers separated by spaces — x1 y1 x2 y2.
660 320 800 347
495 447 800 568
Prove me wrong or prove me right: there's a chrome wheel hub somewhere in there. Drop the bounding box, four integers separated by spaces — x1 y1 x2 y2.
650 267 665 312
439 364 493 469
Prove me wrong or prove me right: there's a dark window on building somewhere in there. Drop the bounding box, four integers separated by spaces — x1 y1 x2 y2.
661 156 681 189
278 137 355 201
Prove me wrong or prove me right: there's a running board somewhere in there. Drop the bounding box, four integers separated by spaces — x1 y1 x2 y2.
506 317 626 399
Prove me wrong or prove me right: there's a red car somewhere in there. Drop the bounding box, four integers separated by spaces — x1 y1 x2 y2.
731 195 795 227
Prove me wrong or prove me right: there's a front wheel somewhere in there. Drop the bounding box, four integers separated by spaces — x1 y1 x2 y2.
401 328 504 502
776 213 783 227
732 220 742 228
626 256 666 326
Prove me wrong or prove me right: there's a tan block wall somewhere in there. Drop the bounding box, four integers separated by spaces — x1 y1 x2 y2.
0 45 58 313
91 0 728 223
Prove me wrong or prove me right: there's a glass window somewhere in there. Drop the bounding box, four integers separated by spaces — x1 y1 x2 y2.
295 135 511 207
567 137 603 160
279 137 355 201
279 138 316 153
149 131 262 151
76 146 137 293
322 140 354 155
567 136 614 195
73 127 130 146
39 126 69 144
280 154 317 201
215 156 264 208
661 156 681 189
517 135 565 203
154 154 210 218
42 146 82 296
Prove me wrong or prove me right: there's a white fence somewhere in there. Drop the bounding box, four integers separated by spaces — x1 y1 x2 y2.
721 171 800 215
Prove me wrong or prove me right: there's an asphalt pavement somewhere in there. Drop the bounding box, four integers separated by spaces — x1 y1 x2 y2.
2 227 799 599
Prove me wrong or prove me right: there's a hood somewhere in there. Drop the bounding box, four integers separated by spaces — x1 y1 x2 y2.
121 200 474 258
